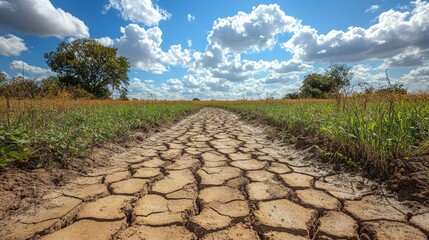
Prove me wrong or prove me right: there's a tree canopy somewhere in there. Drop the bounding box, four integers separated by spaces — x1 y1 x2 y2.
325 64 354 92
0 72 6 84
45 39 130 99
290 64 354 99
0 72 7 97
300 73 334 99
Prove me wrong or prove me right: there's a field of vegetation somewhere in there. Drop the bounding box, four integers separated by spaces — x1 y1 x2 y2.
1 93 428 178
215 94 429 176
0 99 202 168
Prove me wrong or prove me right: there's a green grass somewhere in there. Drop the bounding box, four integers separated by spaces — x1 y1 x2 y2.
217 97 429 176
0 100 202 168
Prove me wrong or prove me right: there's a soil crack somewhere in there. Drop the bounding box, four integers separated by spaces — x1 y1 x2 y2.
1 108 427 240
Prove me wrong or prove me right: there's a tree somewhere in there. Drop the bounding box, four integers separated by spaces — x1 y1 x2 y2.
39 76 62 98
325 64 354 93
0 72 6 85
0 72 8 97
118 88 129 101
1 74 40 99
376 84 407 95
283 92 300 99
293 64 354 99
300 73 334 98
45 39 130 99
6 76 40 99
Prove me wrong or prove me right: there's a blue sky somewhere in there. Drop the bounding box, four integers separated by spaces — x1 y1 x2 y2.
0 0 428 100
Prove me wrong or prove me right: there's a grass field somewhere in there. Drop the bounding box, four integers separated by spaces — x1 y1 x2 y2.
215 95 429 176
1 95 428 176
0 99 202 168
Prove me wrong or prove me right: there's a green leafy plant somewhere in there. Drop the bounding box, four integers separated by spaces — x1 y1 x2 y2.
0 124 32 167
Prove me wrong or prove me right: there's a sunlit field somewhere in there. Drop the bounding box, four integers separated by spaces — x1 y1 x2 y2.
0 98 202 168
213 94 429 176
1 94 428 176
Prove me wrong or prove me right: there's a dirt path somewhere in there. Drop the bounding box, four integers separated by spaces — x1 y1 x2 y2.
1 108 428 240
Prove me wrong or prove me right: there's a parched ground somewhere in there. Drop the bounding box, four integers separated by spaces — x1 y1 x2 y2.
1 108 428 240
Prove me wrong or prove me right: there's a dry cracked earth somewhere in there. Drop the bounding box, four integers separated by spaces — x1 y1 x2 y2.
1 108 429 240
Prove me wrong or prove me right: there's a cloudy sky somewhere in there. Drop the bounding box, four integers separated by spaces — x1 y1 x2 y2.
0 0 428 99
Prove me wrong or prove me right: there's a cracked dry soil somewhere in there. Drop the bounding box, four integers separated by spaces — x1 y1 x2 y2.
1 108 429 240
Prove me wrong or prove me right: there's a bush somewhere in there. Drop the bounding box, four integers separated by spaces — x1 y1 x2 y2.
300 73 334 99
376 84 407 95
283 92 300 99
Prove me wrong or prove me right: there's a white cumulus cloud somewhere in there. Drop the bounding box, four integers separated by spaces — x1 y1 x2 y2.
351 64 387 86
401 65 429 91
165 44 192 66
270 59 313 73
0 34 27 56
104 0 171 26
183 3 313 93
0 0 89 38
262 73 300 84
382 48 429 68
407 65 429 76
97 24 191 73
96 37 115 47
10 60 53 79
208 4 298 54
282 0 429 63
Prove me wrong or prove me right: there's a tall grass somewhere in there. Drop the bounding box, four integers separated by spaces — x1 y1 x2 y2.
0 98 202 168
216 94 429 176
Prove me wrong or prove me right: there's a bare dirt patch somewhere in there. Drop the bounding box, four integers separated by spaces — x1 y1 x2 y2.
389 154 429 205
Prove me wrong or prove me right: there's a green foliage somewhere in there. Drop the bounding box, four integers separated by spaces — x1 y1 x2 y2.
118 88 129 101
192 98 201 101
0 72 8 97
283 92 300 99
45 39 130 99
8 76 41 99
0 102 202 168
0 72 6 85
67 87 95 99
300 73 334 98
296 64 354 99
314 145 357 168
0 75 42 99
39 76 62 98
0 124 32 167
218 99 429 176
0 74 99 100
325 63 353 91
375 84 407 95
